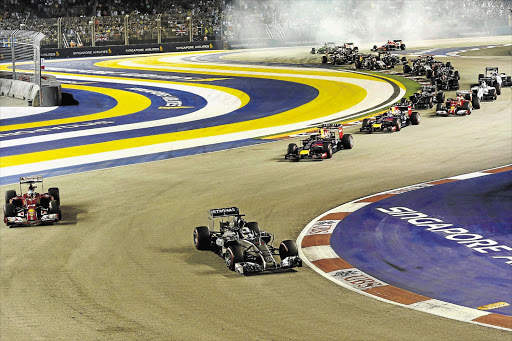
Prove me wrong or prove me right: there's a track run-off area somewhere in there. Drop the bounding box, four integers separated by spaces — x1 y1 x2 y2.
0 51 404 184
1 37 511 340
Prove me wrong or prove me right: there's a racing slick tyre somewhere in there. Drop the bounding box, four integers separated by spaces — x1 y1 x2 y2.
310 48 316 54
194 226 211 250
373 45 377 51
494 82 501 95
462 101 471 115
446 61 452 68
279 240 298 259
454 70 460 80
392 118 401 131
246 222 260 235
48 187 60 205
507 76 512 85
341 134 354 149
225 244 244 271
400 44 406 50
5 190 16 204
464 93 471 101
436 91 445 104
3 203 15 227
428 97 433 108
322 56 327 64
49 200 61 220
403 64 411 74
426 69 433 79
322 142 333 158
4 203 15 217
410 112 421 125
472 96 481 109
287 143 298 155
478 73 484 81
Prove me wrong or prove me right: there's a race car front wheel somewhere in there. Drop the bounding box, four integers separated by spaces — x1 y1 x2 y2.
279 240 298 259
225 244 244 271
194 226 211 250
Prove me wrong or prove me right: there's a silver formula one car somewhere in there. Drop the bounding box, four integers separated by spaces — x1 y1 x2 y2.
193 207 302 275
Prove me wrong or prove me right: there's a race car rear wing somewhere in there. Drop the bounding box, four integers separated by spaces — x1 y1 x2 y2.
19 175 44 193
209 207 240 218
20 175 43 184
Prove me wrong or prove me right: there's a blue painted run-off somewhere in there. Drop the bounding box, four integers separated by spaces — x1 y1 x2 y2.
331 170 512 315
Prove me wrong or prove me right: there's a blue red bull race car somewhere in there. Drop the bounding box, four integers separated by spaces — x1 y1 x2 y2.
285 124 354 161
360 100 420 133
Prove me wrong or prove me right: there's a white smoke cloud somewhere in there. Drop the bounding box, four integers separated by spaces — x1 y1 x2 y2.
225 0 512 44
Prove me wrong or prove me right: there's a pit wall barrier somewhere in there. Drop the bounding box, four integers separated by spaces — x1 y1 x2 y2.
0 72 62 106
40 39 317 59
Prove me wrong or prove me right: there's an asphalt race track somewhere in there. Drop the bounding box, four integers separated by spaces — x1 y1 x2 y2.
1 36 511 340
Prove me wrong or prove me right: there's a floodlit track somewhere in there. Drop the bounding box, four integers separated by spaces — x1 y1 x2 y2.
1 37 511 340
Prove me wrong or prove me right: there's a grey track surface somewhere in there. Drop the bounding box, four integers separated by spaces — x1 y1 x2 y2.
1 39 512 340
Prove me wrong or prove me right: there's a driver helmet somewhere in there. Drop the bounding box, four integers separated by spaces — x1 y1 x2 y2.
27 189 35 197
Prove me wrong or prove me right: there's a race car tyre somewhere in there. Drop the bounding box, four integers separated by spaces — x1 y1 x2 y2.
478 73 484 80
5 190 16 204
472 96 481 109
494 82 501 95
436 103 443 112
310 48 316 54
401 44 406 50
436 91 445 103
246 222 260 235
403 65 411 73
287 143 298 155
39 196 50 209
464 93 471 100
49 200 60 215
373 45 377 51
322 56 327 64
426 69 433 79
446 62 452 68
362 118 370 129
193 226 211 250
341 134 354 149
489 88 496 99
48 188 60 205
279 240 298 259
392 118 401 131
454 70 460 80
322 142 332 158
462 101 471 114
225 244 244 271
410 112 421 125
453 79 459 90
428 97 433 108
4 203 15 217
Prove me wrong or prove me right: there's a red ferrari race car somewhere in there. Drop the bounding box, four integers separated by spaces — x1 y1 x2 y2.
3 176 61 227
435 91 478 116
371 39 406 52
285 123 353 161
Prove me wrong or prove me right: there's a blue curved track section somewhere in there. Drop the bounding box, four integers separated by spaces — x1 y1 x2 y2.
330 170 512 315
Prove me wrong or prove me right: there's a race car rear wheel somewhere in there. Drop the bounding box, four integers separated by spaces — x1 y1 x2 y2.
49 200 62 220
428 97 433 108
400 44 406 50
279 240 298 259
246 222 260 235
4 203 15 217
48 188 60 205
194 226 211 250
5 190 16 204
225 244 244 271
410 112 421 125
322 55 327 64
341 134 354 149
426 69 433 79
403 65 411 74
436 91 445 104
